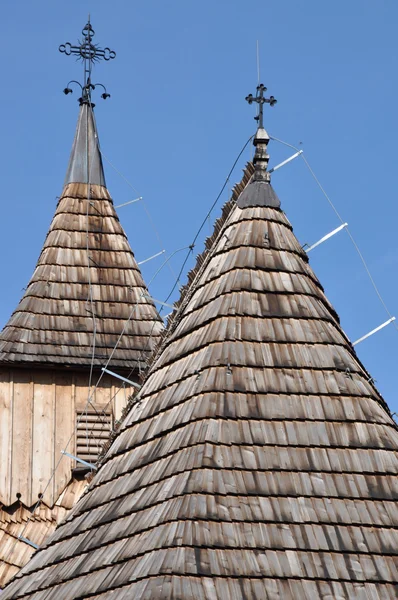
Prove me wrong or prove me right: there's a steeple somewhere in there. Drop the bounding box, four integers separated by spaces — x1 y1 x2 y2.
4 88 397 598
0 21 162 587
0 20 161 369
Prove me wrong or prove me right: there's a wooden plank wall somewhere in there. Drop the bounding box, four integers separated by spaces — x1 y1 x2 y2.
0 368 134 507
0 371 12 505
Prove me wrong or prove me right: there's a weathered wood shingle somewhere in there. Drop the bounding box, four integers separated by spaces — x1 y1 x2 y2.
2 131 397 599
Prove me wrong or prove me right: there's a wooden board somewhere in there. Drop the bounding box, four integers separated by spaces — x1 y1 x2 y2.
0 371 12 504
31 372 55 504
10 371 33 504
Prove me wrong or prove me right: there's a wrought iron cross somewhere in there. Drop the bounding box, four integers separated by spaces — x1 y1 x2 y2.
59 17 116 104
245 84 277 129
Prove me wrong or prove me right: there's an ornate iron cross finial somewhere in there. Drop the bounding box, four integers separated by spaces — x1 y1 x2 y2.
245 84 277 129
59 16 116 105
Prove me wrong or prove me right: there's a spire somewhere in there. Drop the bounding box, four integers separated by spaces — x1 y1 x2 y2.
64 103 105 186
239 83 280 208
0 20 163 369
0 21 163 589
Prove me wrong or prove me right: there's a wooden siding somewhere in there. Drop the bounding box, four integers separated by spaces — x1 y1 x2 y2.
0 366 131 587
2 166 398 599
0 182 163 368
0 368 133 508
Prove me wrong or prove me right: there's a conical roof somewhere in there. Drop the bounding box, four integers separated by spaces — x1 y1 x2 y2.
3 133 398 599
0 103 163 369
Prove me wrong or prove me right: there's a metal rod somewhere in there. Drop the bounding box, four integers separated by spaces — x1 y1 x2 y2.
101 367 141 389
138 249 165 266
61 450 98 470
162 311 174 320
268 150 303 173
115 197 142 209
256 40 260 85
18 536 39 550
143 294 175 309
352 317 396 346
306 223 348 253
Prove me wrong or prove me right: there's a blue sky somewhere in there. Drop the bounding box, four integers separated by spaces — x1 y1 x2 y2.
0 1 397 413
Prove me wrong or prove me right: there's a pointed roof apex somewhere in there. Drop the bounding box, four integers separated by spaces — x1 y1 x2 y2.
64 103 105 186
254 126 270 143
239 88 280 209
253 127 270 146
238 130 280 209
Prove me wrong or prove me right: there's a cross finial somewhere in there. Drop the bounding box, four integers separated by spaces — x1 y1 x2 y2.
59 18 116 105
245 84 277 130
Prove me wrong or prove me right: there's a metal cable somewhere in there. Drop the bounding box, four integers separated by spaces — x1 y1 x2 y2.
3 99 200 564
270 134 398 335
86 133 257 429
162 134 254 305
4 243 187 566
84 245 193 429
84 98 101 456
99 151 180 289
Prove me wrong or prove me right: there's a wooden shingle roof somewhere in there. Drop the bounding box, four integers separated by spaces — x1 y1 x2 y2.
0 104 163 369
3 130 398 599
0 477 88 587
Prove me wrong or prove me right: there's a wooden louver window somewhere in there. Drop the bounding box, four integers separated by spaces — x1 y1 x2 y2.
76 409 113 466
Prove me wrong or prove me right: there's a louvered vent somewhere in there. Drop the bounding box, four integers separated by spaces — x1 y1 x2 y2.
76 409 113 465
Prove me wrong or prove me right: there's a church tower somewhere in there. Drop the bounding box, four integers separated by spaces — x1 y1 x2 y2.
0 20 163 586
